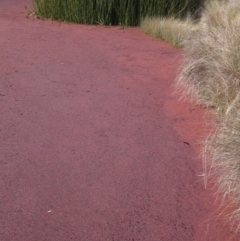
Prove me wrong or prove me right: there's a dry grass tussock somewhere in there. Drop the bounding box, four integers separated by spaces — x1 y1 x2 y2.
176 0 240 232
177 0 240 115
141 0 240 231
140 16 197 48
208 102 240 230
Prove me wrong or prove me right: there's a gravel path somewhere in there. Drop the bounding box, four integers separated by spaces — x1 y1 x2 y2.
0 1 238 240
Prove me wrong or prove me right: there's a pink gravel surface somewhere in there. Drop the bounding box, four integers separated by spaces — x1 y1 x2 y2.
1 0 239 240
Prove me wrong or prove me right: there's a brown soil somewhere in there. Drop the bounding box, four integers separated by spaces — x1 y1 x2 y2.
1 0 239 240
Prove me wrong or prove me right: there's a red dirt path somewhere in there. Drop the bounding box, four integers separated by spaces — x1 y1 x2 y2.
1 1 239 240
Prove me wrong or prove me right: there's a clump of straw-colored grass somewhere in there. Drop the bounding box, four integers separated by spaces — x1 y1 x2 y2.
140 16 197 48
176 0 240 231
140 0 240 232
208 102 240 231
177 0 240 115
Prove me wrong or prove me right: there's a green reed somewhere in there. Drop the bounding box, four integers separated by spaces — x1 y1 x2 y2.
32 0 204 26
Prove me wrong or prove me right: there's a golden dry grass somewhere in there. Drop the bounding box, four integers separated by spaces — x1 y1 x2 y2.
176 0 240 232
207 103 240 231
140 16 197 48
177 0 240 115
141 0 240 232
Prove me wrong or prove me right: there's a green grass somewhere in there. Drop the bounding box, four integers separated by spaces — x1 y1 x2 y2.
32 0 204 26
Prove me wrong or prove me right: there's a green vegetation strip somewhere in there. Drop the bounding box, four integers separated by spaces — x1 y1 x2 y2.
32 0 203 26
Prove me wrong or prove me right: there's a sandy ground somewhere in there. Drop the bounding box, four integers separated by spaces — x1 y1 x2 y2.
1 0 239 240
